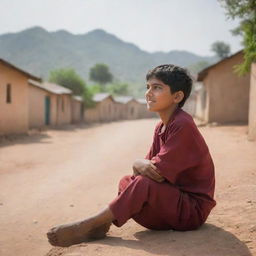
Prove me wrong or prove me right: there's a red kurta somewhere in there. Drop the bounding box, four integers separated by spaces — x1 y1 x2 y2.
109 108 216 231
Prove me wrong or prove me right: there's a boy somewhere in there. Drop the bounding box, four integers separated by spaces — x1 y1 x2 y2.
47 64 216 247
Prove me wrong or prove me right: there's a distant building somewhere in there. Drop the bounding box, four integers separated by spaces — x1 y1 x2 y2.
28 80 72 127
248 62 256 140
183 88 197 116
196 50 250 123
136 98 157 119
84 93 115 123
113 96 133 120
126 98 144 120
0 59 41 135
71 96 84 123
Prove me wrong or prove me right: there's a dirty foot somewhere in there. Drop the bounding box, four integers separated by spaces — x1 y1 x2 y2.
47 218 111 247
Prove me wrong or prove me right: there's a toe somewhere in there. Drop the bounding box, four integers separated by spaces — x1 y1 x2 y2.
48 235 58 246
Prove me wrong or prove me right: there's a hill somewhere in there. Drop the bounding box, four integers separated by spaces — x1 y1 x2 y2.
0 26 216 94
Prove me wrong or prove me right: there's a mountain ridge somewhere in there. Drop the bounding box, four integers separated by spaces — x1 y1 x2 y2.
0 26 216 94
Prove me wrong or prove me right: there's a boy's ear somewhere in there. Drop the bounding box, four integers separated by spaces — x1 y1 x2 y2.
174 91 184 103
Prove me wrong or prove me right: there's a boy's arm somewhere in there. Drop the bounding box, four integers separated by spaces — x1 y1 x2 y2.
133 159 165 183
150 122 208 184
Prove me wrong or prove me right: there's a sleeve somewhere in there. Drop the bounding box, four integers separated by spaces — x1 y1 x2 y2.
145 145 153 160
150 121 208 184
144 122 161 160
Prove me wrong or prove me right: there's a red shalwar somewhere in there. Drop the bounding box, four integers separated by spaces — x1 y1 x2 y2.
109 108 216 231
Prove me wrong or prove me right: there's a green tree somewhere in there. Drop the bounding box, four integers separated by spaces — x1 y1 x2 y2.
106 82 130 96
218 0 256 74
49 68 93 108
83 86 95 108
49 68 86 95
211 41 231 59
89 63 113 85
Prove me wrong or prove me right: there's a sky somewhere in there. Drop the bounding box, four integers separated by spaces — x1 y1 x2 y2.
0 0 242 56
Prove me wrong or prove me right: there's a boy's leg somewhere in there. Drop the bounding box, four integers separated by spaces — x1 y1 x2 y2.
110 175 201 230
47 175 200 247
47 207 114 247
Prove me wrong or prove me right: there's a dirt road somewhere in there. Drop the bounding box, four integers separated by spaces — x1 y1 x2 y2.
0 119 255 256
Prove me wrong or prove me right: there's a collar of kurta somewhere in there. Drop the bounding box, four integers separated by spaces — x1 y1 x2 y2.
158 107 181 136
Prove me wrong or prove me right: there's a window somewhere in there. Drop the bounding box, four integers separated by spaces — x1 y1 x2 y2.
6 84 11 103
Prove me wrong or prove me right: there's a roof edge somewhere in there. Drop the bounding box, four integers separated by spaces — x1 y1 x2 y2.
0 58 41 81
197 49 244 81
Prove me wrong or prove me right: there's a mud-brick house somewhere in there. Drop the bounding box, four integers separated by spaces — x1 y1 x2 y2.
196 50 250 123
126 98 143 120
136 98 157 119
112 96 125 121
0 59 41 135
248 62 256 140
28 80 72 127
183 90 197 116
71 96 84 123
113 96 140 120
84 93 115 123
113 96 133 120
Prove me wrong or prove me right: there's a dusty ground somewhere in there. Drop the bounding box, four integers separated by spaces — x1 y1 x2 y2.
0 119 255 256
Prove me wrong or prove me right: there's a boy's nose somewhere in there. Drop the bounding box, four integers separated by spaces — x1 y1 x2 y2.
145 88 152 97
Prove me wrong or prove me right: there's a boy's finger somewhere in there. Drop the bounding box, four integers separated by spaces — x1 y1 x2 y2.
149 167 164 180
146 171 159 182
150 163 157 170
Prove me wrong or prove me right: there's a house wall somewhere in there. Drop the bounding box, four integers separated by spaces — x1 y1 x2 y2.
203 53 250 123
56 95 72 125
126 101 140 119
71 99 83 123
136 103 156 119
183 93 196 116
28 85 58 128
195 86 207 121
113 102 124 120
0 62 29 135
98 97 115 122
248 62 256 140
84 105 100 123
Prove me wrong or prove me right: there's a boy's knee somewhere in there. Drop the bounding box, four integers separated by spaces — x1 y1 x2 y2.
134 175 156 186
118 175 133 193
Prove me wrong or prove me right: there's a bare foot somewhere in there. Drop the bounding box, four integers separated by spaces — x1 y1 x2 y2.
47 218 111 247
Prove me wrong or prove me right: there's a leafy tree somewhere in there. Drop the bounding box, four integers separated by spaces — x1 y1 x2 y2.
218 0 256 74
106 82 130 96
87 84 103 95
211 41 231 59
89 63 113 85
49 68 86 95
83 86 95 108
49 68 93 107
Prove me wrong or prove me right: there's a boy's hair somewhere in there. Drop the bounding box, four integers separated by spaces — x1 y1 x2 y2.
146 64 192 108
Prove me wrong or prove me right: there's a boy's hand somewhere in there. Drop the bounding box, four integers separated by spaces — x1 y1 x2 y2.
133 159 165 183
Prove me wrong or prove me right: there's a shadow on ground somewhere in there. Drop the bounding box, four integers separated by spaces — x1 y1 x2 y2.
0 123 100 148
0 132 52 148
45 224 252 256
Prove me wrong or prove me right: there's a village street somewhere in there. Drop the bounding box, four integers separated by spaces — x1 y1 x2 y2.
0 119 255 256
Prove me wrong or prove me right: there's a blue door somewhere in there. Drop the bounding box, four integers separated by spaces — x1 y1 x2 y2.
45 96 51 125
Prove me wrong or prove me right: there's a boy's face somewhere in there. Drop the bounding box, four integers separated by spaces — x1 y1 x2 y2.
145 77 183 112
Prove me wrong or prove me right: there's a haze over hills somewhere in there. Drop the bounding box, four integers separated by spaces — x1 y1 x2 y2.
0 26 216 94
